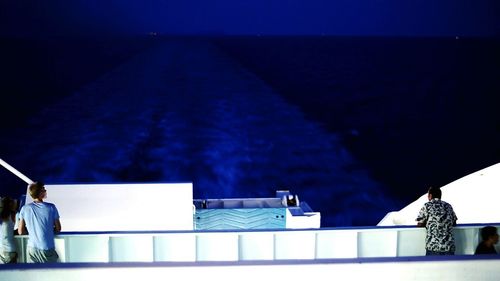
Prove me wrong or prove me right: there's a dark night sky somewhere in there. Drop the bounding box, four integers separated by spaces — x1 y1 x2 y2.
1 0 499 37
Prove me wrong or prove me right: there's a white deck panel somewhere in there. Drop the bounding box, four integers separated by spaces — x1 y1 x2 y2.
24 183 194 232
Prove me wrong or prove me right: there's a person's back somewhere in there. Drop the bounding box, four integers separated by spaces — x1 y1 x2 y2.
416 186 457 255
0 197 18 263
18 182 61 263
20 202 59 250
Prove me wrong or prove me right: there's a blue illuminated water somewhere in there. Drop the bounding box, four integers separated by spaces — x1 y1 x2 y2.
0 36 498 227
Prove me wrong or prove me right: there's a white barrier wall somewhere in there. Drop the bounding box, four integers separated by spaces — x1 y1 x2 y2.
379 163 500 226
12 224 500 263
24 183 194 232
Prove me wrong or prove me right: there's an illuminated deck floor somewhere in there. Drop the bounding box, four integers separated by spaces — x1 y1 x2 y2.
1 255 500 281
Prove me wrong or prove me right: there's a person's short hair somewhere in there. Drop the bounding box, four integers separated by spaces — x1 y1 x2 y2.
0 197 15 220
28 181 45 199
428 186 442 199
481 226 498 241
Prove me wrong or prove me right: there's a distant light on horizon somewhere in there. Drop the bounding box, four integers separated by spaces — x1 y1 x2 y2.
1 0 499 38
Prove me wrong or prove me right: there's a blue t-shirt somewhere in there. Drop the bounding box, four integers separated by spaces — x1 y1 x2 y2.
19 202 60 250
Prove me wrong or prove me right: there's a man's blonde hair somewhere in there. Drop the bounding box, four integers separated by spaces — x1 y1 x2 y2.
28 181 45 199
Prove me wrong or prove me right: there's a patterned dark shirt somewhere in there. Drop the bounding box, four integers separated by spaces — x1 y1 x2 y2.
416 198 457 252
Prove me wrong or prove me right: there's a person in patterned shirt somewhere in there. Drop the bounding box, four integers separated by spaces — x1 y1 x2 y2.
416 186 457 255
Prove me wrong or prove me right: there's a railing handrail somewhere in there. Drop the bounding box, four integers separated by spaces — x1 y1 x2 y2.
11 222 498 237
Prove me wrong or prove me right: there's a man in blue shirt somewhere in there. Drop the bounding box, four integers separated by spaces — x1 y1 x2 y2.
18 181 61 263
416 186 457 255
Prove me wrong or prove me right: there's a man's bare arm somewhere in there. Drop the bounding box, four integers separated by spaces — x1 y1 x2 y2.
18 218 27 235
54 219 62 233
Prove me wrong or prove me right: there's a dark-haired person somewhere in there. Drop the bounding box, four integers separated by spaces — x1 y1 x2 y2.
18 182 61 263
0 197 18 263
475 226 499 255
416 186 457 255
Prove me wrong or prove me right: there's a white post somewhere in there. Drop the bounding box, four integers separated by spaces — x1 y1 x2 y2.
0 158 33 184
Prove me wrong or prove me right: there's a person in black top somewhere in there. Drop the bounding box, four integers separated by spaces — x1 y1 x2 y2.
475 226 499 255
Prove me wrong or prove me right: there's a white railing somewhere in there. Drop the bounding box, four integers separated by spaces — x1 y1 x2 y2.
13 223 499 263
